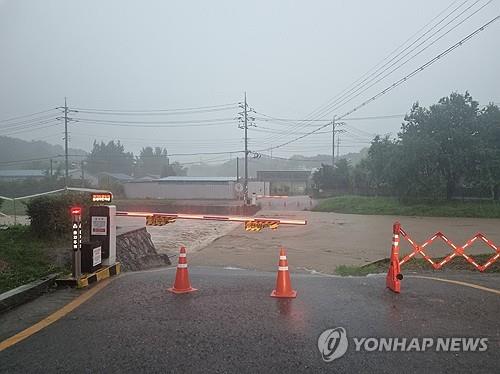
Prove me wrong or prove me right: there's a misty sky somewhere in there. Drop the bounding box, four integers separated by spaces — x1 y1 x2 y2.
1 0 499 164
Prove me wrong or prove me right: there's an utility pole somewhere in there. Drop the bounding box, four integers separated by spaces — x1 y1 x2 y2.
50 158 53 177
236 157 239 182
332 116 336 167
337 134 340 160
238 93 255 205
244 92 248 204
81 160 85 187
64 97 69 186
332 117 345 166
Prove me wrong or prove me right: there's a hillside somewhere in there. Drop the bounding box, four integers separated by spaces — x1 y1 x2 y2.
187 149 368 177
0 136 87 170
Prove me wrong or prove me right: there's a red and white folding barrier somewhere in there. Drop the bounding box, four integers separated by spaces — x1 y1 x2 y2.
386 221 500 293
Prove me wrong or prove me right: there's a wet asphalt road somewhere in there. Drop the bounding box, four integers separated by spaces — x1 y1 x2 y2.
1 267 499 373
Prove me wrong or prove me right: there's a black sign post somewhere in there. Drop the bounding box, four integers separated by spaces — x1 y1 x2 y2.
71 207 82 279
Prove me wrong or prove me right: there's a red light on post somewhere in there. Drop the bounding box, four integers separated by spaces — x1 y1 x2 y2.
71 207 82 215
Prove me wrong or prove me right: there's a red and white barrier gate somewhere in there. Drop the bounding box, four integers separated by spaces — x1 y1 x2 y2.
387 221 500 293
116 211 307 232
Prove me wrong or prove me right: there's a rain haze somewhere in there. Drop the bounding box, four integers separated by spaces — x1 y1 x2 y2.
0 0 499 162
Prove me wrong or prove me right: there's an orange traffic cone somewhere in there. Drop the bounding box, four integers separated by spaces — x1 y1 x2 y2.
168 246 197 294
271 248 297 298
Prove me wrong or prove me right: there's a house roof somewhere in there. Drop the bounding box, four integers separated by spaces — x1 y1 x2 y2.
0 169 46 178
256 170 312 181
97 172 134 181
126 176 237 183
157 176 236 182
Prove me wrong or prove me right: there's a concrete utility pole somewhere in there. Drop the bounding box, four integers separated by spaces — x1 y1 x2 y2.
332 117 345 165
244 92 249 205
81 160 85 187
64 97 69 186
332 116 336 166
236 157 239 182
337 134 340 161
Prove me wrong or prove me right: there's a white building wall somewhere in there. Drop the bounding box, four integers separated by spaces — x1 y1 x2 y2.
124 182 162 199
247 181 269 196
124 181 236 199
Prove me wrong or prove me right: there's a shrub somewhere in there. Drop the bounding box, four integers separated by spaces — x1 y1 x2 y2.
26 193 92 239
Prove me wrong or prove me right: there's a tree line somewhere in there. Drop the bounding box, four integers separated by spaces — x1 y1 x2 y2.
85 142 186 178
313 92 500 200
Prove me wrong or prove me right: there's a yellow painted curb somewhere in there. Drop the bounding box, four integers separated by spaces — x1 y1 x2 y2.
409 275 500 295
0 278 112 352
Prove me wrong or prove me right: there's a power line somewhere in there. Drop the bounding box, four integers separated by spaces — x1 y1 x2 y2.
249 1 475 144
74 118 236 127
2 121 61 136
255 15 500 153
0 114 60 130
253 0 490 146
254 113 405 123
300 0 467 124
73 106 237 116
70 102 238 113
314 0 493 119
0 108 58 123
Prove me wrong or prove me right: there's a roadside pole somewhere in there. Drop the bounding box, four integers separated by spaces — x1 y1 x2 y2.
71 207 82 279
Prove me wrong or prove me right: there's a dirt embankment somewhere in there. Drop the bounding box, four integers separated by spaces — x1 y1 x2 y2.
116 227 171 271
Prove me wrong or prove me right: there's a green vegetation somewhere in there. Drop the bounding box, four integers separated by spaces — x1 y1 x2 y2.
0 135 86 171
86 141 186 178
335 264 383 276
313 92 500 201
335 253 500 276
0 199 28 216
26 193 93 239
313 196 500 218
0 226 65 293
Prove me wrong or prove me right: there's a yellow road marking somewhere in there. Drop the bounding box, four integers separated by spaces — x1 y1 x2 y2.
409 275 500 296
0 278 112 352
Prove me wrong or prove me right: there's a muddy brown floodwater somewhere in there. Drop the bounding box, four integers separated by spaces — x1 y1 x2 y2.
98 209 500 274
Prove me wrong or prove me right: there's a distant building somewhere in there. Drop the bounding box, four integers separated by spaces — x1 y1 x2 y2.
68 169 98 187
0 169 46 181
124 176 267 200
256 170 312 195
97 172 134 186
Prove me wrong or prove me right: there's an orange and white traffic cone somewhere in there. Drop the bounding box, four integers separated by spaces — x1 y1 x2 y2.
271 248 297 298
386 222 403 293
168 246 197 294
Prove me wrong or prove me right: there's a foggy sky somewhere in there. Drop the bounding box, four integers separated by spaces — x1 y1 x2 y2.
1 0 499 164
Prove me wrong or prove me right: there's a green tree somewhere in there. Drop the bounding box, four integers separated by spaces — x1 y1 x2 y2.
312 160 352 192
399 93 480 199
137 147 169 177
360 92 499 200
475 104 500 199
86 140 134 175
160 161 187 177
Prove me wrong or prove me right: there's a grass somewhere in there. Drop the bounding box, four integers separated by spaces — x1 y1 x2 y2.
335 253 500 276
313 195 500 218
0 226 65 293
0 199 28 216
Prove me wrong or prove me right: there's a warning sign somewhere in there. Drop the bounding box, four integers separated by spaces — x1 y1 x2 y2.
93 246 102 266
91 216 108 236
